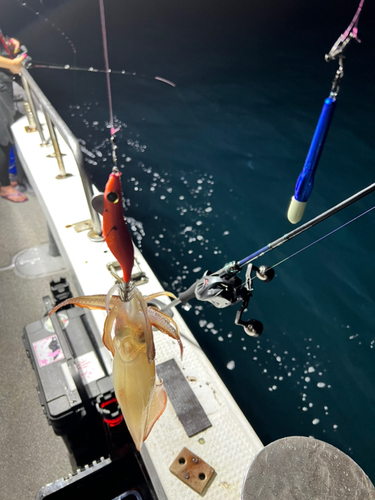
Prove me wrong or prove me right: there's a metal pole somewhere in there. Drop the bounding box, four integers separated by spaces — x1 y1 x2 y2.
47 225 60 257
44 111 72 179
20 74 49 146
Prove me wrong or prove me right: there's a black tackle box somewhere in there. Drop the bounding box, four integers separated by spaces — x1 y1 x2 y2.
24 282 157 499
22 291 125 465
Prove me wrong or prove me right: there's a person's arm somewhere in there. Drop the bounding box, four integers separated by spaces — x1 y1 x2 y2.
0 54 25 74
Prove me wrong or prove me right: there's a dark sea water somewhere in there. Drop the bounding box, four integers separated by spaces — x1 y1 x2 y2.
4 0 375 482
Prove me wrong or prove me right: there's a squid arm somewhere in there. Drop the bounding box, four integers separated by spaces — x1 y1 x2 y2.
48 295 122 357
148 306 183 359
134 288 155 363
144 291 177 302
103 305 118 356
48 291 182 360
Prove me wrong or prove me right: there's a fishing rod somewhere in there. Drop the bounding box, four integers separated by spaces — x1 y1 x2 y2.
31 61 176 87
14 0 175 88
160 182 375 337
91 182 375 336
0 30 13 57
287 0 365 224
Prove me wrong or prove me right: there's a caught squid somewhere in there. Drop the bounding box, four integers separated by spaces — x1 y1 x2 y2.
50 168 182 450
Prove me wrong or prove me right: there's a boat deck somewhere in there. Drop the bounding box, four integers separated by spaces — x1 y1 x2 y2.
0 188 75 499
2 113 263 499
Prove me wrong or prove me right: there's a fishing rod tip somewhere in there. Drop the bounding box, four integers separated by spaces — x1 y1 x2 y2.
287 197 306 224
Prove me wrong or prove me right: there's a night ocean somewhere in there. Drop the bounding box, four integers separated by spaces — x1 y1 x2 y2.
3 0 375 481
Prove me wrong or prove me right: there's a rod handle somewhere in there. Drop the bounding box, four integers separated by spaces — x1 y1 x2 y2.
288 96 337 224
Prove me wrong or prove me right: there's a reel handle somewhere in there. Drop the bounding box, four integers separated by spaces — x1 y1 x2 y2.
236 319 263 338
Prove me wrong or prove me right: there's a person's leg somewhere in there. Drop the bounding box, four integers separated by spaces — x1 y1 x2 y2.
0 144 27 202
0 144 11 186
13 147 28 187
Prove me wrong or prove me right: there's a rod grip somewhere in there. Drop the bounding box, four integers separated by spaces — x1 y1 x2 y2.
288 96 337 224
178 281 199 303
287 197 307 224
301 96 336 183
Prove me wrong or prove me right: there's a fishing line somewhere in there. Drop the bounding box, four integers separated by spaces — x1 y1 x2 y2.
15 0 77 54
326 0 365 61
265 204 375 274
99 0 114 133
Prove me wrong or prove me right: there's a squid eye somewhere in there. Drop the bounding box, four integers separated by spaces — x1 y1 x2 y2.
107 191 119 204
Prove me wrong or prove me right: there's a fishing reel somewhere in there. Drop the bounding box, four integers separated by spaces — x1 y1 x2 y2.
186 264 274 337
19 46 33 70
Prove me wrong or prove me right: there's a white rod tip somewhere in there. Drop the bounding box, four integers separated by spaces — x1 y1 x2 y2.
287 197 307 224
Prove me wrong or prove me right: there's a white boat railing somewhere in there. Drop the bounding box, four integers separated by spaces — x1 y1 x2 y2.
19 67 102 239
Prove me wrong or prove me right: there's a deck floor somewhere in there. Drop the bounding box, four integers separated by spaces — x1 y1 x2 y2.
0 187 75 499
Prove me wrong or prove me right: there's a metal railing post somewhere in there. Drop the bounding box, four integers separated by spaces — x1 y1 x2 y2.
20 73 49 146
20 67 102 239
44 111 72 179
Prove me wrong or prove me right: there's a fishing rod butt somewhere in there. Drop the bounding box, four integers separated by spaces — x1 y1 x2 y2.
287 196 306 224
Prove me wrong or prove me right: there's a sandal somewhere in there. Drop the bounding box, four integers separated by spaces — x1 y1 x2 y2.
1 188 28 203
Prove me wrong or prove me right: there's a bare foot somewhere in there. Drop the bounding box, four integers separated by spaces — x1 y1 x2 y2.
0 185 28 202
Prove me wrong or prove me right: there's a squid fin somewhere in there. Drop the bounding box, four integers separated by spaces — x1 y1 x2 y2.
142 381 168 446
